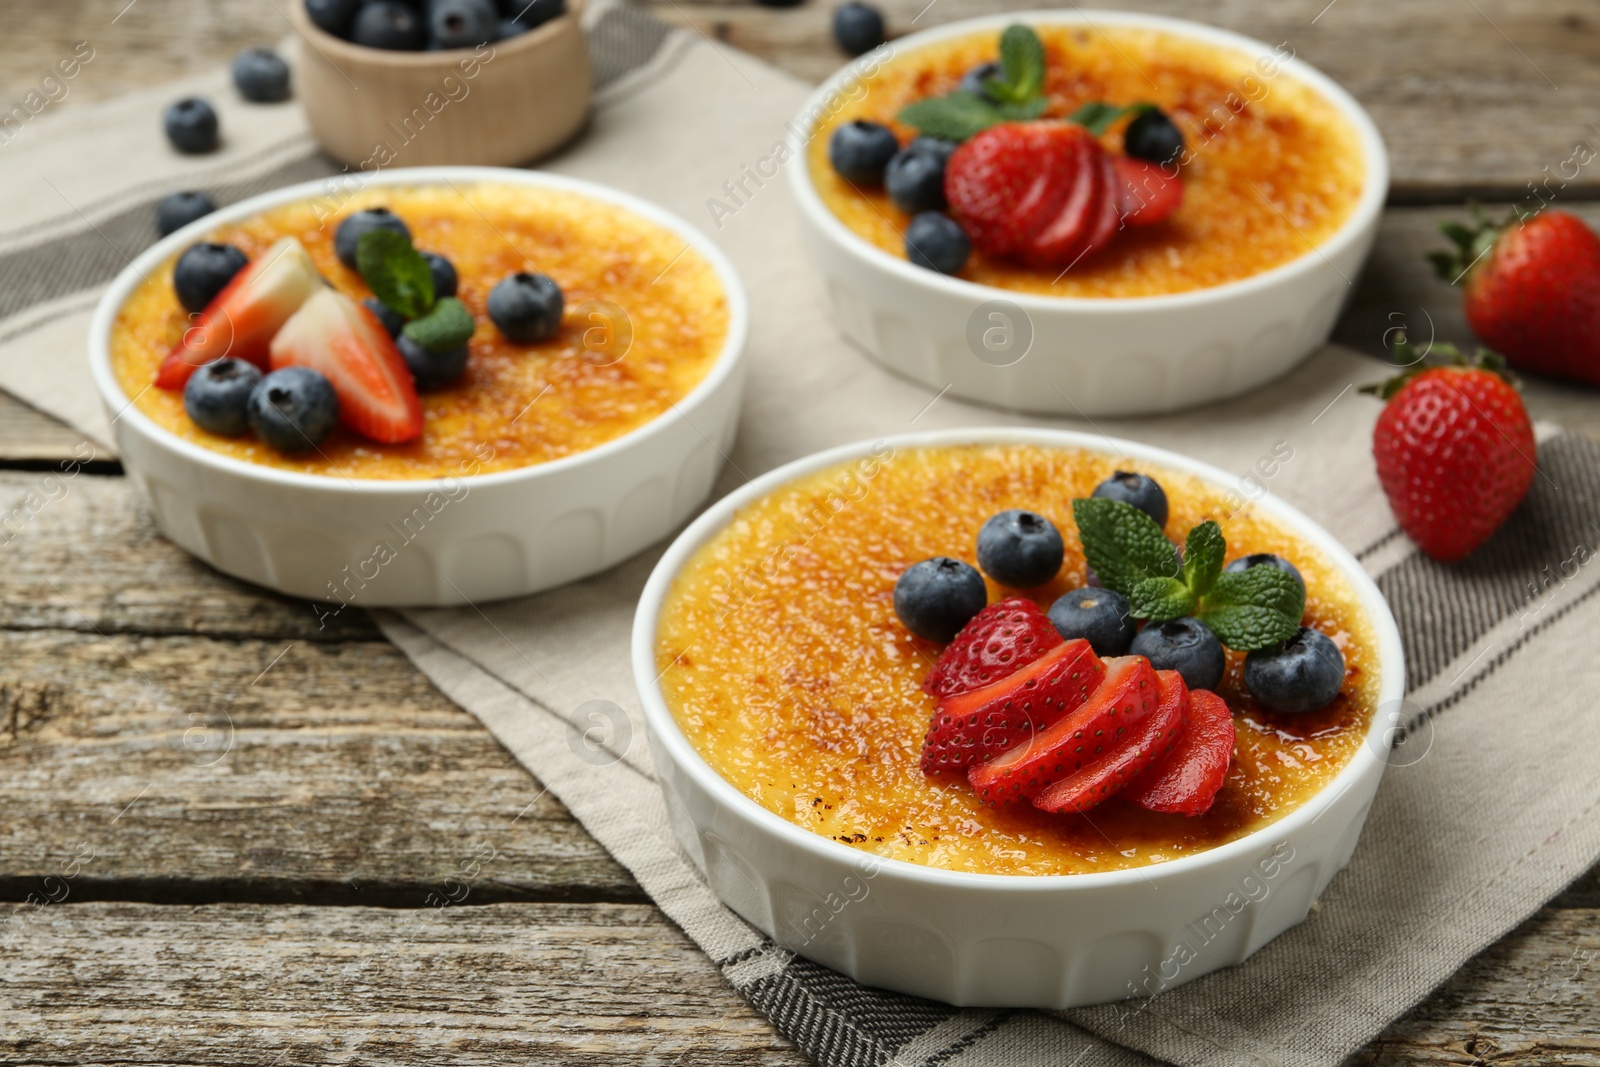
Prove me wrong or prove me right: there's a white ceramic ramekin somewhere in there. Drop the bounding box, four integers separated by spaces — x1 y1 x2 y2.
633 428 1404 1008
788 11 1389 417
89 167 748 607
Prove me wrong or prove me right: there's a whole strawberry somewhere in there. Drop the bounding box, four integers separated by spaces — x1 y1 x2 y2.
1432 208 1600 386
1364 344 1537 562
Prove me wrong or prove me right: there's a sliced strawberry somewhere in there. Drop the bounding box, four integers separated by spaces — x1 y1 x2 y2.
269 288 423 444
923 597 1063 700
1114 156 1184 228
945 122 1081 258
1033 668 1189 815
155 236 320 391
920 639 1103 778
1079 151 1123 258
1124 688 1235 816
1017 128 1101 270
967 656 1158 807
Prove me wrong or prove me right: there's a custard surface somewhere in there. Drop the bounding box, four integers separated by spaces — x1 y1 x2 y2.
808 25 1365 297
111 183 730 480
656 444 1380 875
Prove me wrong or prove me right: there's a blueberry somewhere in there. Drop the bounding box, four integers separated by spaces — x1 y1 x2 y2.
1243 627 1345 714
1091 471 1169 529
248 367 341 453
422 252 458 298
232 47 291 102
363 296 406 339
885 145 947 214
833 2 885 56
908 136 958 163
173 243 250 314
497 17 527 38
488 272 563 343
164 98 219 154
334 207 412 270
904 212 970 275
959 61 1002 101
183 358 263 437
398 334 470 390
828 120 898 185
1223 553 1306 597
1048 587 1135 656
306 0 363 36
156 191 217 238
352 1 429 49
1124 108 1185 167
429 0 498 48
976 509 1063 588
502 0 565 27
893 557 987 643
1129 617 1225 692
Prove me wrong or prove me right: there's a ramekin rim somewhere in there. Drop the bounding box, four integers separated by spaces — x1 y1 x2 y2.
87 165 750 495
785 8 1390 313
632 426 1405 892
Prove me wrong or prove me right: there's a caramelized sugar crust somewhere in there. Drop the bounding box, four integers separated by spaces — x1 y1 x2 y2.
807 26 1365 297
656 444 1380 875
112 183 730 480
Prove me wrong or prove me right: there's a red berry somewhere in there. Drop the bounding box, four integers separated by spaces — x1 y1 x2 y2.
1033 668 1188 815
1124 688 1235 816
1441 210 1600 386
944 122 1084 258
269 288 424 444
1370 362 1536 562
919 638 1102 778
1112 155 1183 227
967 656 1157 807
156 236 320 391
922 596 1063 699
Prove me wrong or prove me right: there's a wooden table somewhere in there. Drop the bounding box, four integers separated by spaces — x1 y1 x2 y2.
3 1 1599 1063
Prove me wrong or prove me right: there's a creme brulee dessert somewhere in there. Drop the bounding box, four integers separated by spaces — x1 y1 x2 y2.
655 444 1380 876
808 23 1365 297
111 182 729 479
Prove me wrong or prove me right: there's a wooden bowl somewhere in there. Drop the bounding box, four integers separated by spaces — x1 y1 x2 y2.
288 0 591 168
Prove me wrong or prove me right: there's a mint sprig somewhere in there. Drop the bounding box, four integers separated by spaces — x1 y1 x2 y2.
402 297 474 353
1071 498 1304 651
897 24 1050 142
1066 101 1155 136
357 229 434 320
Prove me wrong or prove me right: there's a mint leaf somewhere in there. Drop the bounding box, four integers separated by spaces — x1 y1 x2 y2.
993 24 1045 104
1197 567 1304 650
1072 497 1180 597
996 97 1047 122
402 297 474 353
1182 520 1225 598
897 91 1004 143
358 228 434 320
1067 100 1155 136
1130 575 1196 623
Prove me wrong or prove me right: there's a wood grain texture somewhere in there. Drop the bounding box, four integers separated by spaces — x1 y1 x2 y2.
0 625 641 906
0 902 807 1066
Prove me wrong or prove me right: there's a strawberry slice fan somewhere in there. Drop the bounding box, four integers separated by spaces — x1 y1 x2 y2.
923 618 1236 816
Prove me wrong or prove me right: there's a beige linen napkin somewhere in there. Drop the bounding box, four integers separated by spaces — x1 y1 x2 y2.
3 10 1599 1066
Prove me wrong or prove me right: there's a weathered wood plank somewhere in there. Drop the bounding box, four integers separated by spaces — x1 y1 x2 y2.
643 0 1600 201
1 901 1597 1064
0 901 807 1066
0 627 641 905
1354 909 1600 1065
0 393 94 465
0 470 376 641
